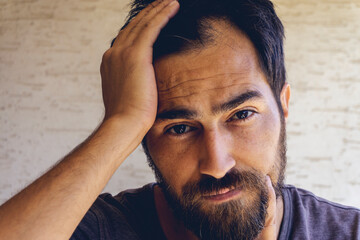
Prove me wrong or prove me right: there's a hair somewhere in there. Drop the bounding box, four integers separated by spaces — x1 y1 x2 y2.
113 0 286 161
114 0 286 99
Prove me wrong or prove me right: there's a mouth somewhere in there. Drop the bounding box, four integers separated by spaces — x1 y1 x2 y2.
202 187 242 203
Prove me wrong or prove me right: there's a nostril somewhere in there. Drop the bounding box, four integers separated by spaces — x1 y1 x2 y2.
199 129 235 179
199 156 236 179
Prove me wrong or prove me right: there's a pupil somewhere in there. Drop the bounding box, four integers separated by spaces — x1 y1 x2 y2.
238 111 248 119
175 125 186 134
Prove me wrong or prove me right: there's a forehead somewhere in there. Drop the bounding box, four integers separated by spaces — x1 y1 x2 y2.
153 21 270 114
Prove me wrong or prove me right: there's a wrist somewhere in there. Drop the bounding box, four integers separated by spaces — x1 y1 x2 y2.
103 112 154 135
80 114 150 169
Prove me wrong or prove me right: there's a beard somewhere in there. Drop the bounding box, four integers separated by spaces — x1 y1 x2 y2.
157 169 270 240
142 117 287 240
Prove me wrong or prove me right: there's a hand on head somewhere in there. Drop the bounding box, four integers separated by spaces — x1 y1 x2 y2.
100 0 180 128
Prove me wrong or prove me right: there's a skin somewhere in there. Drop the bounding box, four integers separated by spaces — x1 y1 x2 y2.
154 176 280 240
147 19 290 239
0 0 287 239
0 0 180 239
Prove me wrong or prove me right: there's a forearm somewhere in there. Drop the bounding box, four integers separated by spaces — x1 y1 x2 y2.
0 0 180 237
0 116 148 240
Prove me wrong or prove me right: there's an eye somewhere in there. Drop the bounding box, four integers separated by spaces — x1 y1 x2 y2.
166 124 195 135
229 110 255 121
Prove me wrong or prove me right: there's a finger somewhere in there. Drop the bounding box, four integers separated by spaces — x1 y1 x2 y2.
128 0 175 32
132 0 180 49
112 0 176 47
265 175 276 227
127 0 179 45
256 175 277 240
112 0 169 45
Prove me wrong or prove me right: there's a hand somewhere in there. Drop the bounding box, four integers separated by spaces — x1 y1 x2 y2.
100 0 180 128
256 176 277 240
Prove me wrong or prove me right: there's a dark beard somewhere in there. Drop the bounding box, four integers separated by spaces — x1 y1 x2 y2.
159 169 269 240
142 118 287 240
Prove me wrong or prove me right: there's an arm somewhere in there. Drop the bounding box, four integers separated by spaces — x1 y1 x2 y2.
0 1 180 239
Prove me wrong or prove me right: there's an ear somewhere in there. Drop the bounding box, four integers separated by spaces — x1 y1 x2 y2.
280 82 291 122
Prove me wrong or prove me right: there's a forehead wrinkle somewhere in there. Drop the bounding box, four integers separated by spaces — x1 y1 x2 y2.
158 72 242 93
156 65 204 91
154 23 267 121
155 46 255 92
160 81 246 102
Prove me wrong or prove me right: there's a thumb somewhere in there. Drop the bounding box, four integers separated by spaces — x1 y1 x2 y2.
256 175 277 240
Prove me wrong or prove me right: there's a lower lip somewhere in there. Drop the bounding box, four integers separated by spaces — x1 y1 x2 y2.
202 188 242 202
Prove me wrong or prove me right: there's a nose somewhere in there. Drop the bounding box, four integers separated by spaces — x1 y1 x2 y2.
198 128 236 179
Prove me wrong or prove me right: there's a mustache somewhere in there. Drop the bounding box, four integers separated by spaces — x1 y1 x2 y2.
182 168 265 199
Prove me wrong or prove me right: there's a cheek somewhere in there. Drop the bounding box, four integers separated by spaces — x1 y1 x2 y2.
231 113 281 174
146 131 200 195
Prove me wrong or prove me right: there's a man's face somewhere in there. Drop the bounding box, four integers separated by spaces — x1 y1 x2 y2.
145 20 288 239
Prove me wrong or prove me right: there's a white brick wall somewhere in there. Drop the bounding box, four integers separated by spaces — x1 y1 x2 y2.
1 0 359 207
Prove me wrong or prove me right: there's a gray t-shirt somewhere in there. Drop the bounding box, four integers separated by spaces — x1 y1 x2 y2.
70 184 360 240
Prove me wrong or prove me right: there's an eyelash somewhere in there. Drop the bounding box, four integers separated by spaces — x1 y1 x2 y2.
227 109 255 122
165 124 196 136
165 110 255 136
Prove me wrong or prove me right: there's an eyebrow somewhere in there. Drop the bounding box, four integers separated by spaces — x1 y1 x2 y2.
156 90 263 121
212 90 263 114
156 108 199 121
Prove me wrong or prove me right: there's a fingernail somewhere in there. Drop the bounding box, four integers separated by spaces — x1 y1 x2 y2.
169 0 179 6
265 175 271 184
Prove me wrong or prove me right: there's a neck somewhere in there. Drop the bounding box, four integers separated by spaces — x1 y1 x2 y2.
154 185 284 239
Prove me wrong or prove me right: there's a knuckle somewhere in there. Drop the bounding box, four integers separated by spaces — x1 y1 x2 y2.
142 22 150 29
102 49 112 62
121 46 134 58
142 8 152 17
149 2 156 9
149 0 165 9
100 62 106 76
141 19 158 31
102 42 141 65
123 46 141 62
156 0 167 8
109 46 135 64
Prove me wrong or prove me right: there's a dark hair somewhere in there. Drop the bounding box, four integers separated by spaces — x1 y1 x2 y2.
114 0 286 173
114 0 286 99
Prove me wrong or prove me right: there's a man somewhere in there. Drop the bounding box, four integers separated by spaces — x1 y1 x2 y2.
0 0 359 239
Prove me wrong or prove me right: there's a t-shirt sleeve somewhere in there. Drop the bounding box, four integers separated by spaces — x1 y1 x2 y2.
279 185 360 240
70 208 101 240
69 194 142 240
